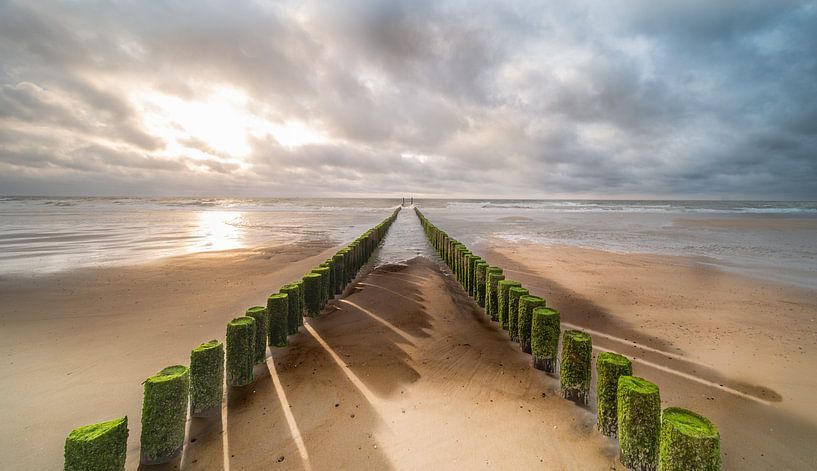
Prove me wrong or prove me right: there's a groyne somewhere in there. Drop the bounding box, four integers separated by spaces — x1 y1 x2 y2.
414 207 721 471
63 208 400 469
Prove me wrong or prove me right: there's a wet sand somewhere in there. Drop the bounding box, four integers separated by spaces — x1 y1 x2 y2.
486 243 817 470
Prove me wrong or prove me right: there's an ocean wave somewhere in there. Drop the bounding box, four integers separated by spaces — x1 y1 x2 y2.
443 200 817 214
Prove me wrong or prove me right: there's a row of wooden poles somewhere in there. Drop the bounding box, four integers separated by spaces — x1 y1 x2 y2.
414 207 720 471
63 208 401 470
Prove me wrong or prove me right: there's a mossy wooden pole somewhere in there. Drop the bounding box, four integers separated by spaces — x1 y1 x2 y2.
325 258 337 295
140 365 189 465
507 286 529 342
461 251 473 287
531 307 560 372
280 285 300 335
266 294 288 348
617 376 661 471
485 268 504 321
347 242 359 277
313 267 331 307
453 244 463 280
303 273 322 316
475 262 489 307
559 329 592 403
226 316 255 387
498 280 521 330
659 407 720 471
333 253 345 294
465 254 477 294
517 295 545 353
190 340 224 417
596 352 632 437
245 306 269 363
293 279 305 325
470 257 484 298
64 417 128 471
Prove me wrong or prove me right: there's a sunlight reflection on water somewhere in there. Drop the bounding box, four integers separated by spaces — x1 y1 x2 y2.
189 211 244 252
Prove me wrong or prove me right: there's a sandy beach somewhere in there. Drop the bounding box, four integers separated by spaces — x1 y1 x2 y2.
0 240 340 470
154 256 619 470
486 243 817 470
2 211 817 469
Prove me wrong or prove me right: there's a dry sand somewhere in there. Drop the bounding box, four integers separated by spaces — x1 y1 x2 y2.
487 243 817 470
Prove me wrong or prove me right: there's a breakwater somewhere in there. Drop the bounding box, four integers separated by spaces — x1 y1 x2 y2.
414 207 721 471
63 208 400 469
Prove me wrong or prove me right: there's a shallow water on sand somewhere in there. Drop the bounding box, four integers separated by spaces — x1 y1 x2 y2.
419 200 817 290
0 197 398 275
373 206 440 268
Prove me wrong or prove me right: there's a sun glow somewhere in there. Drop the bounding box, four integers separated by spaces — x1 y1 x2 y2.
132 85 329 168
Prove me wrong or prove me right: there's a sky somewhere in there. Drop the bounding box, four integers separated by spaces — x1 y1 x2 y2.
0 0 816 199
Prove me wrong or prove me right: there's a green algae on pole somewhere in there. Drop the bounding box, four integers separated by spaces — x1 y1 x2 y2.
465 253 477 295
189 340 224 417
332 253 346 294
245 306 270 362
596 352 632 437
618 376 661 471
266 294 288 348
497 280 522 330
470 257 485 298
140 365 189 465
559 330 592 403
324 258 337 296
293 279 305 325
226 316 255 387
517 295 545 353
313 266 331 307
302 273 322 316
507 286 529 342
279 284 300 335
660 408 721 471
461 250 473 287
531 307 560 372
485 268 505 321
64 417 128 471
475 262 489 307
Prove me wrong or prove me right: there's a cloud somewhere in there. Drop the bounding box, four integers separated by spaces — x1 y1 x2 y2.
0 0 815 199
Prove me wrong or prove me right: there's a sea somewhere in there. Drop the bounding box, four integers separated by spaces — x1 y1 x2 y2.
1 197 816 289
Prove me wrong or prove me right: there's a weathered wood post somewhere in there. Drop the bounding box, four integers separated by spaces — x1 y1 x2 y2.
246 306 270 361
498 280 522 331
303 273 322 316
190 340 224 417
531 307 560 372
140 365 189 465
226 317 255 387
485 267 505 321
517 295 545 353
618 376 661 471
64 417 128 471
596 352 632 437
559 329 592 403
266 294 288 348
507 286 529 342
659 408 721 471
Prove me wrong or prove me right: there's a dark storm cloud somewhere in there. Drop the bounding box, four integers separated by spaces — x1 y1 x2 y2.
0 0 816 198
